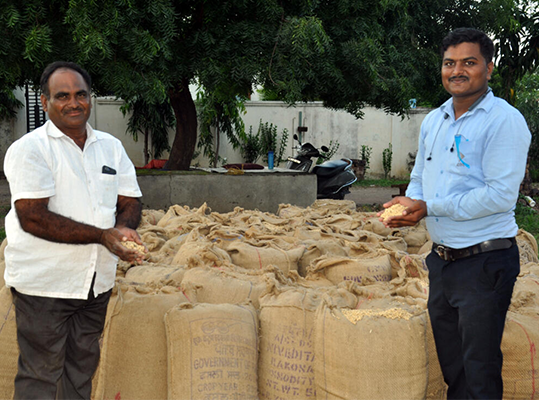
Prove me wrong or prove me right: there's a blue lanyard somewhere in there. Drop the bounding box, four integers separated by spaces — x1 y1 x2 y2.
454 135 470 168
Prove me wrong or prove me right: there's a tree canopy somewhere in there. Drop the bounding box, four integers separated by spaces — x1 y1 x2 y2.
1 0 538 169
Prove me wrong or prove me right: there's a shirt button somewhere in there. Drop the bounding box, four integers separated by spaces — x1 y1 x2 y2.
440 171 444 174
436 193 439 197
436 218 439 222
441 240 444 244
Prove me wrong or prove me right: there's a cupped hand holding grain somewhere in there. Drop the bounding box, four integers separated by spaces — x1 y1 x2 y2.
120 240 147 254
378 197 428 228
379 204 408 221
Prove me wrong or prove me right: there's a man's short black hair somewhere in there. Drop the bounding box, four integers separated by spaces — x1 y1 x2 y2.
40 61 92 98
441 28 494 64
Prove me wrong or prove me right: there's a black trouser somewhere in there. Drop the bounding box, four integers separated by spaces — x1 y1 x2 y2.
427 244 519 400
11 278 111 400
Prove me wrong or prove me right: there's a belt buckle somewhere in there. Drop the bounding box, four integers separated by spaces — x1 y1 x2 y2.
435 245 452 261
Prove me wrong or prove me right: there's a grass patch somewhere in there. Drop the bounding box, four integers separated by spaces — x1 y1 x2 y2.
353 178 410 188
515 201 539 243
0 205 9 242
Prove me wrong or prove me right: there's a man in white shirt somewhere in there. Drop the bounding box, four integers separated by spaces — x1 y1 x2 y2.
4 61 144 399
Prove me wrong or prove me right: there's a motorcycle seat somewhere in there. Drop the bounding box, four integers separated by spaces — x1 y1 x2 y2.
312 158 350 177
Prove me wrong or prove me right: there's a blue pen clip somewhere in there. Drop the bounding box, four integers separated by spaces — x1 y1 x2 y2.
454 135 470 168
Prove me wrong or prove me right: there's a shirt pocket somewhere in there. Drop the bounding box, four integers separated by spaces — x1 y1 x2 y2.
447 136 480 177
98 173 119 209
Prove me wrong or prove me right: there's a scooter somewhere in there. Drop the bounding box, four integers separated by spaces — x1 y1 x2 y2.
286 134 357 199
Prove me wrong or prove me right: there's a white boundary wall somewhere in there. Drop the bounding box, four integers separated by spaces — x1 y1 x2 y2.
6 89 430 178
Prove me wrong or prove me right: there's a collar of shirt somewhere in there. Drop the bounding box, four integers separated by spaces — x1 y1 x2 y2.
45 120 99 149
439 89 494 122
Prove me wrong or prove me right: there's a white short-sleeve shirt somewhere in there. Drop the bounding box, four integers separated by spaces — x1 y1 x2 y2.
3 120 142 299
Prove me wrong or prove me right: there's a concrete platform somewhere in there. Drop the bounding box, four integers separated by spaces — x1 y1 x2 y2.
137 168 317 213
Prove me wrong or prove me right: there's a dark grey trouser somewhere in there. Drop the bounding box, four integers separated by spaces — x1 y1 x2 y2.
427 244 519 400
11 279 111 400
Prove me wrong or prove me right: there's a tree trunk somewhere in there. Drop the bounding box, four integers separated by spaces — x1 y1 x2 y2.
213 119 220 168
165 79 198 170
144 127 149 166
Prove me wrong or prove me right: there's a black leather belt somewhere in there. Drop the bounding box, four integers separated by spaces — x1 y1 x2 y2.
432 237 516 261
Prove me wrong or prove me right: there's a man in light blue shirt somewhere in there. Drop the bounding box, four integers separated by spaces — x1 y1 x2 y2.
381 28 531 399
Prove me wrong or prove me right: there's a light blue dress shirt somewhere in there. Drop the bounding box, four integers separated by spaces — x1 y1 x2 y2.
406 90 531 248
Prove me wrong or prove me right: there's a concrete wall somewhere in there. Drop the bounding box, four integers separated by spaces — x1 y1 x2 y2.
137 171 317 213
5 88 430 178
0 118 15 173
216 102 429 178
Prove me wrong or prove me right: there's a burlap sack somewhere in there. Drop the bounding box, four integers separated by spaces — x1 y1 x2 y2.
516 229 539 264
509 273 539 312
390 223 430 254
0 286 17 399
293 226 323 241
314 214 362 231
147 233 189 264
138 227 168 252
310 199 357 213
258 286 357 400
164 302 258 400
520 262 539 276
172 241 232 268
425 314 447 399
389 279 428 308
297 239 349 277
396 253 429 281
314 300 429 400
351 231 408 252
362 217 392 237
205 228 245 250
277 204 309 219
92 285 192 400
226 242 304 274
124 264 186 286
180 265 269 309
0 261 5 289
140 209 166 226
310 253 392 286
418 240 433 255
501 311 539 399
0 238 7 262
157 204 214 238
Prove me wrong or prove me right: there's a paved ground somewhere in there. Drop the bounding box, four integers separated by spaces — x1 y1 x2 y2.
347 185 400 207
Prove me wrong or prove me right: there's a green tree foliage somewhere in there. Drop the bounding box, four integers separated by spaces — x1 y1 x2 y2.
120 98 175 166
1 0 538 170
514 72 539 177
490 1 539 104
382 143 393 179
196 89 247 168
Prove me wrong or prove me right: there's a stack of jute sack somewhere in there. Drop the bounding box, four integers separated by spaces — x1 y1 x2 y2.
0 199 538 399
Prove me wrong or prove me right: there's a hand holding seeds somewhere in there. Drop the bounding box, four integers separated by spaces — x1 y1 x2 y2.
120 240 147 254
379 204 408 221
